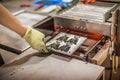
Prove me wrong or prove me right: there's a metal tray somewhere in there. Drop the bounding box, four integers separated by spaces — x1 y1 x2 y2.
46 32 87 55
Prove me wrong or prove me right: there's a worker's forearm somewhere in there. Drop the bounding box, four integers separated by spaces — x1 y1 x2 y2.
0 4 27 37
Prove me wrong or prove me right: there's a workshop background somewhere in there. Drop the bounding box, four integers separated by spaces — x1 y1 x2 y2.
0 0 120 80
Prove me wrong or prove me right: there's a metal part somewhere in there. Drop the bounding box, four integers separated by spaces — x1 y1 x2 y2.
54 17 111 36
111 8 120 56
58 2 117 22
0 44 21 54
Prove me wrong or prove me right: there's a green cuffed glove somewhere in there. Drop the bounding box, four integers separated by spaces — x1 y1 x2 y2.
23 28 48 53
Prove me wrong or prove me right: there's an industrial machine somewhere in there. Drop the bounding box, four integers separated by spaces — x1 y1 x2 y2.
46 1 119 65
0 0 120 80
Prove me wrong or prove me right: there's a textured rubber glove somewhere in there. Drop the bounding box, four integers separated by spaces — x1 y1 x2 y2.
23 28 48 53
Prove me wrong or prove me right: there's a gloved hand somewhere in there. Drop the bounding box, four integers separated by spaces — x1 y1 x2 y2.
23 28 48 53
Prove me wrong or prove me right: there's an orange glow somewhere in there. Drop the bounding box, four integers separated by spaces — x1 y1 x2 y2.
87 0 96 2
54 25 59 30
80 0 97 4
80 2 84 4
